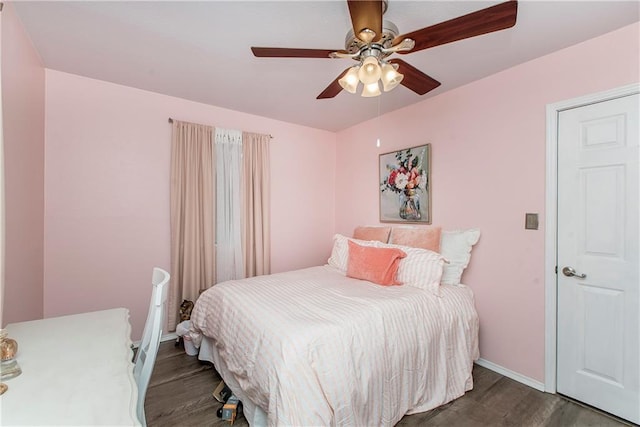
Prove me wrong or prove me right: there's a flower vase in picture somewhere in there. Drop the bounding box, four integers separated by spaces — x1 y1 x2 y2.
379 144 431 223
399 188 421 220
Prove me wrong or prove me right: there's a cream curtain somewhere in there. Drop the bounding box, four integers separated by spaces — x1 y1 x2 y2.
241 132 271 277
169 120 215 330
0 5 5 327
214 128 244 283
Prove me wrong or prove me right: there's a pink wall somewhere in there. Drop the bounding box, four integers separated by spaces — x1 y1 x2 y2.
335 23 640 382
1 3 45 325
10 4 638 383
44 70 336 339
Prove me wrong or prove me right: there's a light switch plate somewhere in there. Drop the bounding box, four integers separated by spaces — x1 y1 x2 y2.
525 213 539 230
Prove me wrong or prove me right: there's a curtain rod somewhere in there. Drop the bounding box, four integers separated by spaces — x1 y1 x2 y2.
168 118 273 139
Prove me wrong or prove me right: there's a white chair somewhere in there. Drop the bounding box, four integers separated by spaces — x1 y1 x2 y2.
133 267 170 426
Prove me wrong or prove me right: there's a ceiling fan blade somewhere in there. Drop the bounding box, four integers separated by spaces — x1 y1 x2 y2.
393 0 518 54
347 1 383 42
389 59 441 95
317 69 349 99
251 47 342 58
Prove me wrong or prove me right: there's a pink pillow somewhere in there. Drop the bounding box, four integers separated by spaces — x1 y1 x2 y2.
390 226 442 252
352 226 391 243
346 240 406 286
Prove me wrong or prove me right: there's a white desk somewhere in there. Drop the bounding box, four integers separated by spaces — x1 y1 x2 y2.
1 308 141 426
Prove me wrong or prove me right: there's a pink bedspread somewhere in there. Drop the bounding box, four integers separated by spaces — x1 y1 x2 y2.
190 265 479 426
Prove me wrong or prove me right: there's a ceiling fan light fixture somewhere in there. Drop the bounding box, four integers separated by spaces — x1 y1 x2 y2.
339 66 360 94
252 0 519 100
361 82 381 98
358 56 382 85
381 62 403 92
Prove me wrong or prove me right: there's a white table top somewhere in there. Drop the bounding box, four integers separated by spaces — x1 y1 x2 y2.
1 308 140 426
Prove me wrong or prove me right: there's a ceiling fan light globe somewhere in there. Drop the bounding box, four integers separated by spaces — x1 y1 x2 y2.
381 63 404 92
383 77 403 92
339 66 360 94
358 56 382 85
361 82 381 98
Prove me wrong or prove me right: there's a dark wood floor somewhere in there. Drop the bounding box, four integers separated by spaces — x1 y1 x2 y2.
145 341 631 427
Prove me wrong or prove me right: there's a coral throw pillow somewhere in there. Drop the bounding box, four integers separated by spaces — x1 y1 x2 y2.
347 240 406 286
390 226 442 252
352 226 392 243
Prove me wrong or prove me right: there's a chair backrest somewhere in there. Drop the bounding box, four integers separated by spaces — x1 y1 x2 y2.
133 267 170 426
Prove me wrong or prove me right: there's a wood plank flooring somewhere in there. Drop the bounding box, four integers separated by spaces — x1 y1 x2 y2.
145 341 632 427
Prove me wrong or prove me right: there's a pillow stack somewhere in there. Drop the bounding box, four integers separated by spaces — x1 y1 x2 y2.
328 233 447 296
327 226 481 295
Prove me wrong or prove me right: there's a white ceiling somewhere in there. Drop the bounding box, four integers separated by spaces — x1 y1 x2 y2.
13 1 640 132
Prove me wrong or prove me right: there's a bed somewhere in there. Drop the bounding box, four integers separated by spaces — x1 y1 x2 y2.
189 231 480 426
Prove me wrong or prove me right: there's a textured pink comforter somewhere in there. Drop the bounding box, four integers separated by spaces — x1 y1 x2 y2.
190 266 479 426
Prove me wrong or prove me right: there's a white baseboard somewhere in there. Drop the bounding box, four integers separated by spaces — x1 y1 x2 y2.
132 332 178 349
475 358 545 392
161 332 178 342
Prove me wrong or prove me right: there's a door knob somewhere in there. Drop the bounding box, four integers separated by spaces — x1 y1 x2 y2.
562 266 587 279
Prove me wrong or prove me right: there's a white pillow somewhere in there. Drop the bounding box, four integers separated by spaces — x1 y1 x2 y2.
440 229 481 285
375 241 446 296
327 234 378 272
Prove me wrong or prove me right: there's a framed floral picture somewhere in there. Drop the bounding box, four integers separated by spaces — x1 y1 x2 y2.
379 144 431 224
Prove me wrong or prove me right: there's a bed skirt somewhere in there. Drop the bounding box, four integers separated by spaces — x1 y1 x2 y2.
199 335 268 426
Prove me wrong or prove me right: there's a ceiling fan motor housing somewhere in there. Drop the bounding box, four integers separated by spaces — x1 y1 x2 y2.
344 20 399 60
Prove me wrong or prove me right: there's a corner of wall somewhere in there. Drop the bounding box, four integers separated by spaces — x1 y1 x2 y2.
1 1 46 323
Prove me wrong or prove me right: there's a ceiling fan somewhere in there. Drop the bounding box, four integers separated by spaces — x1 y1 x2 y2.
251 0 518 99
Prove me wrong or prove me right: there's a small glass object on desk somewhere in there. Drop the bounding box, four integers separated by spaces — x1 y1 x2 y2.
1 328 22 388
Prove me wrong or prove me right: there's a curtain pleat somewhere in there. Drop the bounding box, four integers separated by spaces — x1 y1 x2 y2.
169 121 215 330
215 129 244 283
0 8 5 326
241 132 271 277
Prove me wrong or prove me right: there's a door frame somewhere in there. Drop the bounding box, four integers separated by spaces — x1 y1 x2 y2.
544 82 639 392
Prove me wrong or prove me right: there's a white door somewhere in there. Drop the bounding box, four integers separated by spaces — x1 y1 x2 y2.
557 93 639 424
